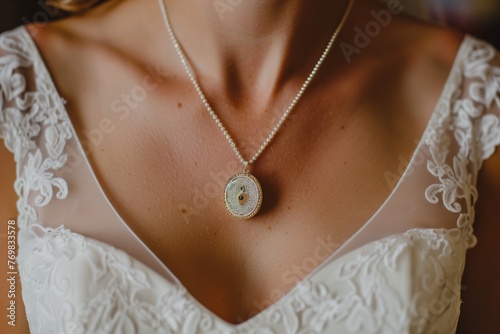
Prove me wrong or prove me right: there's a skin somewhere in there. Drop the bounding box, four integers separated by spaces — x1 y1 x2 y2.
0 0 499 330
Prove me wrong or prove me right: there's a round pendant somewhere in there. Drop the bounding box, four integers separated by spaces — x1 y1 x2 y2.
224 173 263 219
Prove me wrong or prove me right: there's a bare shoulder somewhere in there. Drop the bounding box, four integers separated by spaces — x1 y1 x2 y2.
24 0 172 106
25 14 111 100
26 0 126 43
342 0 466 97
345 0 464 63
25 0 162 62
338 0 465 143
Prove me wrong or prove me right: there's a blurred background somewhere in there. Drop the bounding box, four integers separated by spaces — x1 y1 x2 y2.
397 0 500 47
0 0 499 47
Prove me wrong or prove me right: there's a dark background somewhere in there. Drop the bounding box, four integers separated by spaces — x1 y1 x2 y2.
1 0 499 48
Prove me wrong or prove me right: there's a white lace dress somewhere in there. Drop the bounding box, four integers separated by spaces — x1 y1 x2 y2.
1 26 499 334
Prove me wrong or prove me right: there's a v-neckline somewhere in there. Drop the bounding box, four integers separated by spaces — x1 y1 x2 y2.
20 25 469 328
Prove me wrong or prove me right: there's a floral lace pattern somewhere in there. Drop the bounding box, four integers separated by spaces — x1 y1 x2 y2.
0 28 70 231
424 38 500 248
20 224 464 334
0 27 499 333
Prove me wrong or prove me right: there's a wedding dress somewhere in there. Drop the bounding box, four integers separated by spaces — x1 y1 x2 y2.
1 26 499 334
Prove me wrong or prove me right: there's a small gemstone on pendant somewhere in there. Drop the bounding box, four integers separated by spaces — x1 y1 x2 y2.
224 173 263 219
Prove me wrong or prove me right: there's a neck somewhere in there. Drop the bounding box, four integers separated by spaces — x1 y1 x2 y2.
162 0 351 108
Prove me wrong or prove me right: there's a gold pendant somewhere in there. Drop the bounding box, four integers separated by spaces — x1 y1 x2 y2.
224 173 263 219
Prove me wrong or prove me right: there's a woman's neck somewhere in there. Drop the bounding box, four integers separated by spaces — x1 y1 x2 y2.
162 0 351 103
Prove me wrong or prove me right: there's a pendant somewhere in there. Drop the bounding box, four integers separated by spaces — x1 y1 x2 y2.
224 173 263 219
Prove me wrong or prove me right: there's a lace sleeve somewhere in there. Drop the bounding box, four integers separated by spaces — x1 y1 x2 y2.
464 38 500 166
0 28 40 162
0 27 70 231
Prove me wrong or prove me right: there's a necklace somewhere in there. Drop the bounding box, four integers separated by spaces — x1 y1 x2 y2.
159 0 354 219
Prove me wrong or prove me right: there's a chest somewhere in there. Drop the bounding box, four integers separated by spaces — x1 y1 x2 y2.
60 71 432 320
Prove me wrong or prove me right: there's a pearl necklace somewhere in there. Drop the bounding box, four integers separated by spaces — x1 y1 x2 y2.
158 0 354 219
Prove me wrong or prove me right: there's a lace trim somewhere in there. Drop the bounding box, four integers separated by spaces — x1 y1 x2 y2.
424 36 500 248
0 27 71 230
20 225 463 334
